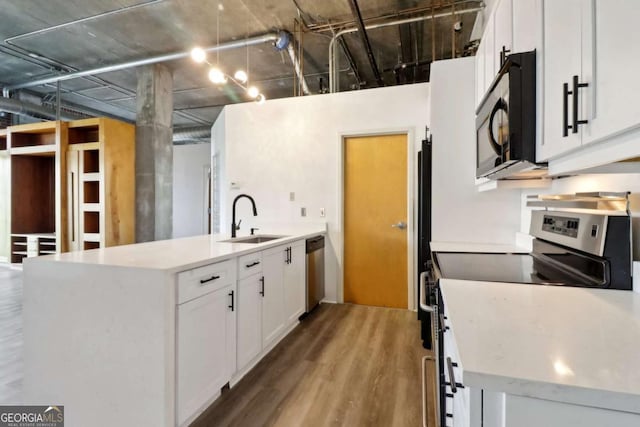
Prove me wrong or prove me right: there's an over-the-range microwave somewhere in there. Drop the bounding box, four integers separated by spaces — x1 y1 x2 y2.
476 50 547 180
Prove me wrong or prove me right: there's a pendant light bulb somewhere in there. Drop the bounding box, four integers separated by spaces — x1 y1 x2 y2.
191 47 206 63
256 93 266 104
247 86 260 98
234 70 248 83
208 67 227 84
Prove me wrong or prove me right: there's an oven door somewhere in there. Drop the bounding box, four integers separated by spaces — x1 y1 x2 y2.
476 70 513 178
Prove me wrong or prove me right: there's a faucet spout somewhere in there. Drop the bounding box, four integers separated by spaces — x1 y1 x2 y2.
231 194 258 238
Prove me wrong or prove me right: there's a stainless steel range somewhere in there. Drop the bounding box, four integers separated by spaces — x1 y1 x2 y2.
419 192 633 427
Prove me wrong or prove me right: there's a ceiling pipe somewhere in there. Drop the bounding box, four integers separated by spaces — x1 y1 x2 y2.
0 96 86 121
328 5 484 92
347 0 384 87
173 126 211 143
3 33 282 92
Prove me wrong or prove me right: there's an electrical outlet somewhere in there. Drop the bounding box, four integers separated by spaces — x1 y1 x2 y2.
230 182 240 190
290 192 295 201
301 207 307 217
320 208 325 217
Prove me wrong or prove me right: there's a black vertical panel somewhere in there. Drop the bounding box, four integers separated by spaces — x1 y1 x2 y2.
417 130 433 349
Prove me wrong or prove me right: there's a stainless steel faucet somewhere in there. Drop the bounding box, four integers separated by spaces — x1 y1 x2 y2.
231 194 258 238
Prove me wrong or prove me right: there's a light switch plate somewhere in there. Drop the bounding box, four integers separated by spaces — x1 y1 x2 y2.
320 208 325 217
301 207 307 217
289 192 295 201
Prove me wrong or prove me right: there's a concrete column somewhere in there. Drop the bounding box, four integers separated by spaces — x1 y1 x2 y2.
135 64 173 242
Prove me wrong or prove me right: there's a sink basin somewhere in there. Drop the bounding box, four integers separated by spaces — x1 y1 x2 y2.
221 235 288 244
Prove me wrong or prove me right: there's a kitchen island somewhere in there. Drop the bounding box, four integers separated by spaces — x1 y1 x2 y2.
22 227 325 427
439 279 640 426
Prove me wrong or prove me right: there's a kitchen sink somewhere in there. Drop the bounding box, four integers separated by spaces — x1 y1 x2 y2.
221 235 288 244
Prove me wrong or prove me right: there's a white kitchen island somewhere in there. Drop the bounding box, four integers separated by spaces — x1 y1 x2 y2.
439 279 640 427
22 227 325 427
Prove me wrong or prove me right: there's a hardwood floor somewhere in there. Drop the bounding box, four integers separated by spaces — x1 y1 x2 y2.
0 265 23 404
193 303 437 427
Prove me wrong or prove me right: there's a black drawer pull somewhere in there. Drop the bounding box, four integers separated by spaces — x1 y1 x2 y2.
245 261 260 268
228 290 234 311
259 276 265 296
446 393 454 398
200 275 220 284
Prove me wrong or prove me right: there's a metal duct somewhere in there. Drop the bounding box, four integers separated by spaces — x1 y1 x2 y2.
173 126 211 143
286 43 311 95
0 96 85 121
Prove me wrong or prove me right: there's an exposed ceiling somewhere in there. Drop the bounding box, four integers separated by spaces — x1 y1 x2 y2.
0 0 481 130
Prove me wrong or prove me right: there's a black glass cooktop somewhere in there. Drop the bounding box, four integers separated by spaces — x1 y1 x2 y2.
433 252 599 287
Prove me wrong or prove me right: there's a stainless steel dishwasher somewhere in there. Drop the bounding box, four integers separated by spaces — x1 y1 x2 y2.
305 235 325 314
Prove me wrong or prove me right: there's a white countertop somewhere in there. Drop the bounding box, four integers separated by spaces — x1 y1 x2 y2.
440 279 640 413
430 240 528 253
25 226 326 273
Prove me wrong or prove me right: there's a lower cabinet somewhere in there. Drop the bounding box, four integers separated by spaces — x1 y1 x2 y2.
177 281 236 426
235 239 307 376
236 273 263 370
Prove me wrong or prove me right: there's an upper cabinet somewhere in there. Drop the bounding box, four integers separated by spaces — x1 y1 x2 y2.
538 0 640 167
493 0 513 73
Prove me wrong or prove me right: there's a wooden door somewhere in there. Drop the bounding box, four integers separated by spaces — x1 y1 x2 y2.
344 134 408 308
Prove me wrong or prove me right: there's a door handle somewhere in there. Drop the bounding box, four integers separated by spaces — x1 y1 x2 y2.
228 290 234 311
563 82 571 137
391 221 407 230
572 75 589 133
259 276 265 296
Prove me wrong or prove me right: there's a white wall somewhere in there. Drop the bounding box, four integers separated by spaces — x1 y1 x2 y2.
430 57 522 244
212 84 430 303
172 143 211 238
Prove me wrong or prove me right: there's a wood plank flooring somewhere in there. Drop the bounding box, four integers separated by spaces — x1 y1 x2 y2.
194 303 437 427
0 265 23 404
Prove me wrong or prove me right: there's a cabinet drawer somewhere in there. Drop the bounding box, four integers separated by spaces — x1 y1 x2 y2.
238 252 263 279
177 259 235 304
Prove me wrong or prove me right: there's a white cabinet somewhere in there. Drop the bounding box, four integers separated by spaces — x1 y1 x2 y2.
262 246 286 349
483 12 496 92
539 0 584 161
235 239 307 375
177 280 236 427
236 273 262 371
283 241 306 326
493 0 513 73
582 0 640 146
539 0 640 163
475 40 486 109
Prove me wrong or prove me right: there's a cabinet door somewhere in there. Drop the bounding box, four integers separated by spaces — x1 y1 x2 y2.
493 0 513 73
540 0 583 160
283 242 306 327
236 273 262 371
475 40 486 109
582 0 640 146
177 284 235 426
484 12 496 90
261 246 285 349
512 0 537 52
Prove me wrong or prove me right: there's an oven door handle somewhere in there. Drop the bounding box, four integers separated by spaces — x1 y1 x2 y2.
419 272 435 313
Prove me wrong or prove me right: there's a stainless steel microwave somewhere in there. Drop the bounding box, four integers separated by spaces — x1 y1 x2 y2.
476 50 546 180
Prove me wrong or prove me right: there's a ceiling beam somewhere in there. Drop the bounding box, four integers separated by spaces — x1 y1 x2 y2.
346 0 384 87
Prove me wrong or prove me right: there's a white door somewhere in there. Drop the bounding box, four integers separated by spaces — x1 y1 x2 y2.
493 0 513 72
177 284 235 426
261 246 285 349
283 242 306 327
236 273 263 371
582 0 640 146
540 0 584 160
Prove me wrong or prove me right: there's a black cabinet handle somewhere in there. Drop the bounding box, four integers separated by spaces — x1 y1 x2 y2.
245 261 260 268
500 45 511 67
200 275 220 284
563 82 571 137
285 247 291 264
228 290 234 311
572 74 589 133
440 313 449 333
259 276 265 296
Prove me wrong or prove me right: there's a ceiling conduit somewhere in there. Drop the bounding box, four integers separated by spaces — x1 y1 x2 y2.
0 96 85 121
328 5 484 92
3 31 310 96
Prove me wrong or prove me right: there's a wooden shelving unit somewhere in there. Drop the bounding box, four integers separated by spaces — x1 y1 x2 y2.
66 118 135 252
4 118 134 264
